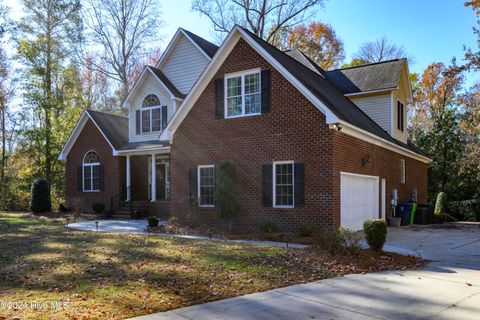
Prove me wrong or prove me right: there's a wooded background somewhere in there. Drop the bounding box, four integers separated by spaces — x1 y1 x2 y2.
0 0 478 211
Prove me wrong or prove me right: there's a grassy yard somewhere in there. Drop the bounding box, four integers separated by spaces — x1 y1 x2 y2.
0 212 424 320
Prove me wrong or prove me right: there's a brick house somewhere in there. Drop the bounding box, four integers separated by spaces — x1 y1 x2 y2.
59 26 429 231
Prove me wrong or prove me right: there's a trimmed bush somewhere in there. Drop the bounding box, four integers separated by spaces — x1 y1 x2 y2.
168 216 179 226
297 223 316 237
434 192 449 216
30 178 52 213
148 216 159 227
259 220 278 233
363 219 387 251
92 202 106 215
216 160 239 233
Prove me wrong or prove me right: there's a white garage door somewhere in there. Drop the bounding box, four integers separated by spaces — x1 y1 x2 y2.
341 172 379 231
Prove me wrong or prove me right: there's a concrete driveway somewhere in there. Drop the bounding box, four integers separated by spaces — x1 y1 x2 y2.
130 225 480 320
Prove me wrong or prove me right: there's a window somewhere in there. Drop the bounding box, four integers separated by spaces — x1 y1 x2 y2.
400 159 406 184
198 165 215 207
83 151 101 192
225 70 261 118
273 161 294 208
397 101 405 132
140 94 162 134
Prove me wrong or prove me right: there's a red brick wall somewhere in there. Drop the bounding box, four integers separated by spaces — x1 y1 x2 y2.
65 119 125 212
168 38 428 232
170 38 336 232
331 132 428 220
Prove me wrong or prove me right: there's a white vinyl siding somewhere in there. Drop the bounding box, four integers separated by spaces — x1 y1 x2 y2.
128 72 175 143
160 35 210 95
392 90 408 144
349 94 391 133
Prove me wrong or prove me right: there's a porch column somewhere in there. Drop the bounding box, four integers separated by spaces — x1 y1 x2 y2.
126 155 131 201
151 154 156 201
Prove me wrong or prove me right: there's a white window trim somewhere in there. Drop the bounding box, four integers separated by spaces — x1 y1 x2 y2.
273 160 295 209
400 159 406 184
224 68 261 119
198 165 215 208
82 151 101 192
140 106 162 134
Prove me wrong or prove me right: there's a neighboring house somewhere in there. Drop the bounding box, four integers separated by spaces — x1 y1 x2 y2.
59 26 429 231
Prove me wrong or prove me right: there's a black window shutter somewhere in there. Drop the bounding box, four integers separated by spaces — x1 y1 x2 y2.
262 164 273 207
162 106 168 130
189 168 197 200
215 79 224 119
100 165 105 191
136 110 141 134
77 166 83 191
294 163 305 207
261 69 271 113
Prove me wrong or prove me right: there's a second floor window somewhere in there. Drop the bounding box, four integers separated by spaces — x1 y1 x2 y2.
225 70 261 118
397 101 405 132
141 94 162 133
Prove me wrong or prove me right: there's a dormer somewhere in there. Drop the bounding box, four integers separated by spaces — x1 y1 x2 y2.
123 28 219 143
325 59 412 144
156 28 219 95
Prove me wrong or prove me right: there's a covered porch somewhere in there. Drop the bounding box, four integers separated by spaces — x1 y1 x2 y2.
110 141 171 216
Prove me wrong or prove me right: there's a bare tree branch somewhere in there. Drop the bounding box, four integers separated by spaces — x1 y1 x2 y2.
192 0 324 42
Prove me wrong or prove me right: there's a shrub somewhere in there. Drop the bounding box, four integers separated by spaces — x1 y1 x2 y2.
297 223 316 237
92 202 106 215
148 216 159 227
448 199 480 221
435 212 456 223
59 203 71 212
434 192 449 216
259 220 278 233
168 216 179 226
314 227 361 255
216 160 239 233
363 219 387 251
30 178 52 213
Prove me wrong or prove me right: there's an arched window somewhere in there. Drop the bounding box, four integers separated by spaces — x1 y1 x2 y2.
140 94 163 133
142 94 160 108
83 151 101 192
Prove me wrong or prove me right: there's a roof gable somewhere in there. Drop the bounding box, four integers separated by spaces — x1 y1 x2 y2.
156 28 218 69
58 110 128 160
161 26 428 162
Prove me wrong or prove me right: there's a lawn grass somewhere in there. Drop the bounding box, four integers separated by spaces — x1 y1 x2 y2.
0 212 425 319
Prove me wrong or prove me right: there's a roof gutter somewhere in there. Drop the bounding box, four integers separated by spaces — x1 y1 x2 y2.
116 146 170 156
331 120 431 163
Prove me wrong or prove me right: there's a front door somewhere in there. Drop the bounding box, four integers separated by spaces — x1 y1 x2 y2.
156 163 167 200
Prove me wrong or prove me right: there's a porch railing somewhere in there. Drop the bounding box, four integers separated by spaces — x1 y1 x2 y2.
110 186 129 213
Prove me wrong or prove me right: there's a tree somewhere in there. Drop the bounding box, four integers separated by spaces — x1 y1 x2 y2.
192 0 324 42
341 58 369 68
354 36 411 64
458 84 480 195
16 0 82 187
272 22 344 70
464 1 480 70
409 62 469 200
216 160 239 233
83 0 164 103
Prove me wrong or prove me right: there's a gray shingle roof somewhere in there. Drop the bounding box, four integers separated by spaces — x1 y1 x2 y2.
284 49 326 76
325 59 405 94
147 66 186 99
241 28 424 157
181 28 219 58
87 110 170 152
87 110 129 150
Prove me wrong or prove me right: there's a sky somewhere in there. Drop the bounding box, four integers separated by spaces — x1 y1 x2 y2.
3 0 479 87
